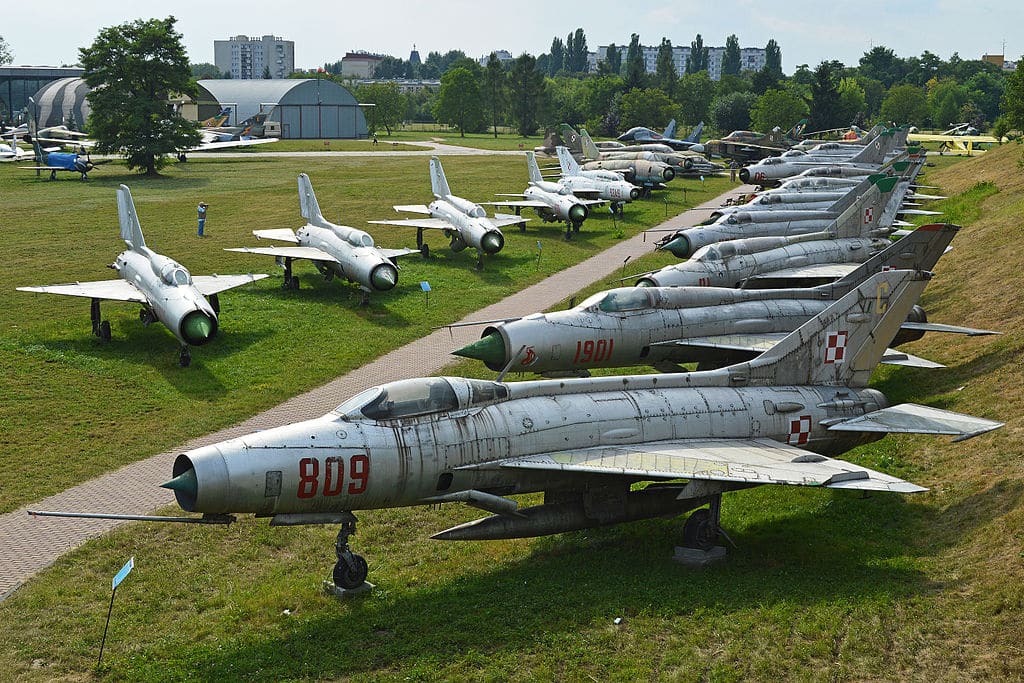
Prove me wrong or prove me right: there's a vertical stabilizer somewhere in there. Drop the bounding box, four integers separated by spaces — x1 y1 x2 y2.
558 124 583 156
830 223 957 295
579 128 601 160
832 175 898 238
117 185 146 251
556 146 582 176
849 130 894 165
430 156 452 198
297 173 326 225
684 121 703 143
732 270 930 388
526 151 544 184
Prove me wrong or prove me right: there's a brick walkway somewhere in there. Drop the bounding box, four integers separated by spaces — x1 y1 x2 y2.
0 183 757 598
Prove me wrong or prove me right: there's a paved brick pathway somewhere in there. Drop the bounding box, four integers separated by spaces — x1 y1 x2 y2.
0 184 757 599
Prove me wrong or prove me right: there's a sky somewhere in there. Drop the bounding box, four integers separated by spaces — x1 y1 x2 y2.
4 1 1023 74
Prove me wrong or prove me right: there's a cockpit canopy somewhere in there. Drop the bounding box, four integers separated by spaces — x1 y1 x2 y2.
578 287 654 313
335 377 509 421
153 257 191 286
725 212 752 224
760 157 782 165
332 226 375 248
693 242 738 262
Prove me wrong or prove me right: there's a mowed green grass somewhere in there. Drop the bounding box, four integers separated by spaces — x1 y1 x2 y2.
3 148 1022 680
0 155 727 514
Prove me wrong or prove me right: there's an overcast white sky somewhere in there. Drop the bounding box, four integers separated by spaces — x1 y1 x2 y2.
4 1 1022 74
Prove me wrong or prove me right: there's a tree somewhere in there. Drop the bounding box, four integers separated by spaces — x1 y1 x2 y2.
836 77 867 126
618 88 677 130
855 76 885 118
711 91 756 132
190 62 221 79
722 34 741 77
810 61 841 131
686 34 709 74
655 38 677 97
79 17 199 176
601 43 622 76
582 75 625 132
750 89 809 133
0 34 11 65
676 71 715 126
566 28 588 73
374 56 408 79
547 76 587 128
858 46 904 88
508 53 546 136
356 82 406 135
764 39 782 77
751 67 779 95
548 37 565 76
927 79 967 127
624 33 645 90
965 71 1005 124
485 53 507 138
433 66 484 136
880 84 929 126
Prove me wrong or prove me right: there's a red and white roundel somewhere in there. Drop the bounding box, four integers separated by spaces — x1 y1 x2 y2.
863 207 874 224
789 415 812 445
825 331 849 364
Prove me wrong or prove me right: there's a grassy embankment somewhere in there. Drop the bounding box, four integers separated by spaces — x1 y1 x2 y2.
2 146 1021 680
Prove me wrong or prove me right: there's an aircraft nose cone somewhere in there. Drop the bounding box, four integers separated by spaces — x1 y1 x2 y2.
453 332 507 370
629 187 641 200
370 263 398 291
161 468 197 497
568 204 587 223
690 144 705 154
180 311 217 346
739 167 751 183
635 277 657 287
481 230 504 255
662 167 675 181
658 235 692 259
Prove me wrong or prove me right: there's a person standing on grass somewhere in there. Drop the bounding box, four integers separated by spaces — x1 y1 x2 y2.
197 202 208 237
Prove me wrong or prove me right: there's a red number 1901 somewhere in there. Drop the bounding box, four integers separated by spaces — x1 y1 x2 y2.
297 455 369 499
573 338 614 364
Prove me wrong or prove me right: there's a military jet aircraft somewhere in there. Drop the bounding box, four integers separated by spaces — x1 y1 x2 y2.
616 119 706 153
482 152 605 239
703 119 808 162
579 127 721 180
226 174 420 304
0 134 31 162
739 130 902 186
452 224 996 375
17 186 268 367
553 146 640 213
550 125 675 190
369 157 526 270
31 270 999 588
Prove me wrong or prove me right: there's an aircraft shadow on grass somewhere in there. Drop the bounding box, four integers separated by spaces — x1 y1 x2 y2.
178 482 1024 679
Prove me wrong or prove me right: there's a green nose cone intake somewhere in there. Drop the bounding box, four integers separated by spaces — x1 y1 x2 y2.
453 332 506 368
481 231 504 255
659 235 691 259
568 204 587 223
371 263 398 290
181 311 215 346
161 468 197 497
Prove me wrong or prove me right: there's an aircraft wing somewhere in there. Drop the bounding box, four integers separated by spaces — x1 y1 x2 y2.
491 213 530 228
745 263 859 283
460 437 925 493
392 204 432 215
826 404 1003 442
899 322 999 336
379 247 422 259
224 246 340 262
660 334 944 368
368 218 454 230
189 138 279 151
20 165 72 171
16 280 146 303
190 273 269 296
480 200 548 209
252 228 299 243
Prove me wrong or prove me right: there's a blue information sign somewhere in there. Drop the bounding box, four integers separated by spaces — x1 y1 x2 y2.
112 557 134 591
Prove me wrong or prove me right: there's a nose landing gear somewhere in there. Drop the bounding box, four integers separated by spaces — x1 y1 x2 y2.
327 513 371 594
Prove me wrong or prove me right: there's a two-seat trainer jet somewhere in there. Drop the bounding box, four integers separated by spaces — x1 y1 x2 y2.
226 174 419 304
369 157 527 270
31 271 1002 589
17 186 268 367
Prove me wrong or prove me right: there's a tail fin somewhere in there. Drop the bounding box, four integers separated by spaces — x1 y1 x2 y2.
732 270 930 388
787 118 808 140
555 146 582 176
831 175 899 238
430 156 452 198
117 185 146 251
663 119 677 139
297 173 326 225
27 99 44 163
829 224 957 296
849 129 894 165
557 124 583 156
685 120 704 143
579 128 601 160
526 151 544 184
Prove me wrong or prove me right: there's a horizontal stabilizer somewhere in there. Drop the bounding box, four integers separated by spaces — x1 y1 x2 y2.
379 247 422 260
369 218 453 230
880 349 945 368
899 322 1000 336
827 404 1003 442
492 213 530 227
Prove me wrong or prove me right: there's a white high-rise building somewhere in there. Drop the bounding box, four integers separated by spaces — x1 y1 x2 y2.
214 35 295 80
593 43 768 81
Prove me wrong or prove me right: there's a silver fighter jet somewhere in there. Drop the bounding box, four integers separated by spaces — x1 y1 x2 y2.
369 157 527 270
226 174 419 304
554 146 641 214
17 186 268 367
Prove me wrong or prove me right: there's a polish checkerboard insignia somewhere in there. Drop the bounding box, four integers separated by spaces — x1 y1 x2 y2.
824 330 849 364
789 415 812 445
863 206 873 223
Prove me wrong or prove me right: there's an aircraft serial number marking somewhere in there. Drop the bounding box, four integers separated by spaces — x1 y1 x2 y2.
297 455 369 498
573 338 614 364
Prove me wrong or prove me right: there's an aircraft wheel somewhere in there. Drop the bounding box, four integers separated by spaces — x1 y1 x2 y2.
179 347 192 368
420 244 430 259
288 276 300 290
333 553 368 589
99 320 111 342
682 508 718 550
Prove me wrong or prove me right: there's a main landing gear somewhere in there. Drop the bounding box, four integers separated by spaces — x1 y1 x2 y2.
91 298 111 341
416 228 430 259
179 345 192 368
609 201 625 215
280 257 299 290
332 513 369 590
674 494 733 567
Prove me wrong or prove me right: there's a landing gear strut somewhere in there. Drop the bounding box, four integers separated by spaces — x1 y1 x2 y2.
681 495 728 551
564 221 573 240
281 257 299 290
91 298 111 341
416 228 430 258
332 513 369 589
179 346 192 368
475 250 485 271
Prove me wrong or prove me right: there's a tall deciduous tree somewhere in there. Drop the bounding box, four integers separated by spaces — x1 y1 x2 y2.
618 88 677 130
566 28 588 73
356 82 406 135
655 38 677 97
485 53 507 138
711 91 756 132
548 37 565 76
750 89 809 133
508 53 546 136
433 66 484 136
624 33 646 90
602 43 622 76
686 34 709 74
79 16 199 176
880 84 929 125
764 39 782 77
836 77 867 126
676 71 715 125
0 34 11 65
722 34 741 77
810 61 841 130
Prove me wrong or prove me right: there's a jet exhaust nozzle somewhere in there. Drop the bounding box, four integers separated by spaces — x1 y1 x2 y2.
629 187 641 200
739 168 751 183
568 204 587 224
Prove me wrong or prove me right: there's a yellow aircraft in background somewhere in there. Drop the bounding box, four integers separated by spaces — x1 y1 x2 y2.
907 123 1002 156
